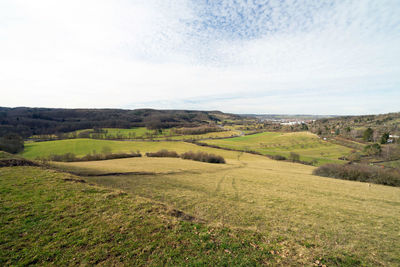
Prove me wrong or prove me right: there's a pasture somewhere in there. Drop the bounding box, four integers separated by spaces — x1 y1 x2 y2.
0 167 279 266
12 133 400 265
22 138 243 160
55 152 400 265
66 127 242 141
204 131 353 165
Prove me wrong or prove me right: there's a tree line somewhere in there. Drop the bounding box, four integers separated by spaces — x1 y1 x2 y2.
0 107 239 139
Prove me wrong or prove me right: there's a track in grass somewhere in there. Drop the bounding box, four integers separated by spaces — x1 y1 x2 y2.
77 153 400 266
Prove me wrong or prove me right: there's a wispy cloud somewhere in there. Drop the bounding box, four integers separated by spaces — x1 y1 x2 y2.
0 0 399 114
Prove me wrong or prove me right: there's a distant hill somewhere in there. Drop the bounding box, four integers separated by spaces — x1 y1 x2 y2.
310 112 400 141
243 114 339 121
0 107 241 138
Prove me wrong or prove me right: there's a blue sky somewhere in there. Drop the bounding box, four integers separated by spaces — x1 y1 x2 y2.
1 0 399 115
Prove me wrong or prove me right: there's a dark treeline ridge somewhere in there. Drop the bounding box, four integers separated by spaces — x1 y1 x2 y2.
0 107 241 138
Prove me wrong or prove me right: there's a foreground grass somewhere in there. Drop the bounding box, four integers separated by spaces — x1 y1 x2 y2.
72 155 400 266
1 166 281 266
204 131 352 165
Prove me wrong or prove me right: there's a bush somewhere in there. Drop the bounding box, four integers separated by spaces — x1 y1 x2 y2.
0 134 24 154
48 153 77 162
364 143 381 156
46 152 141 162
271 155 286 160
145 150 179 158
180 151 225 164
313 163 400 187
347 151 362 162
289 152 300 162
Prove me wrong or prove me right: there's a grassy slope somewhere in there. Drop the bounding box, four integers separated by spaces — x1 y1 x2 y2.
58 154 400 266
68 127 241 141
22 139 241 160
52 157 235 176
0 166 280 266
0 151 20 159
204 131 352 165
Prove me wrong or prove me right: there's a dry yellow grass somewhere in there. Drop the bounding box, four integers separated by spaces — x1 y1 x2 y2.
52 157 235 176
74 151 400 265
20 138 400 265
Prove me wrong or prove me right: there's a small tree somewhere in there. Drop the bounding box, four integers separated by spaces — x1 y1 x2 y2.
380 132 390 144
363 128 374 142
289 152 300 162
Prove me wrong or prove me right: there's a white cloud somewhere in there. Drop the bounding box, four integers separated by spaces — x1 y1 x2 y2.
0 0 399 114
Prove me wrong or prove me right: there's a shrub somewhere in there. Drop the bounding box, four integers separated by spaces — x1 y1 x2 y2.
347 151 362 162
0 134 24 154
271 155 286 160
180 151 225 164
364 143 381 156
47 152 141 162
48 153 77 162
313 163 400 187
289 152 300 162
145 149 179 158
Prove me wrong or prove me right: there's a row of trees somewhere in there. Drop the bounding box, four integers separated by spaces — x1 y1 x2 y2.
0 107 234 138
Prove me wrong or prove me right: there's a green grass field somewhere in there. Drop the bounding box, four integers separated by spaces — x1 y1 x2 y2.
22 138 244 160
204 131 353 165
6 133 400 265
66 127 242 141
52 151 400 266
0 167 281 266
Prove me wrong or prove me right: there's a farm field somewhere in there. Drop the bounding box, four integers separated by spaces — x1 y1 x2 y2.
10 132 400 265
21 138 243 160
60 152 400 266
204 131 353 165
64 127 242 141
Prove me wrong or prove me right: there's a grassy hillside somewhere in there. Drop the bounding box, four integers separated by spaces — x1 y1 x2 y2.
53 152 400 266
0 167 280 266
203 131 352 165
22 139 243 160
52 157 234 176
10 136 400 265
63 127 242 141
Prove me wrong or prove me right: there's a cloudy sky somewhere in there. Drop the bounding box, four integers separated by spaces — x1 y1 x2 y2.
1 0 399 114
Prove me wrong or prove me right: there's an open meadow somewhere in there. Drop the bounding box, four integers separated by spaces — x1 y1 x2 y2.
59 127 242 141
5 133 399 265
52 149 400 266
204 131 353 165
1 166 282 266
22 138 243 160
